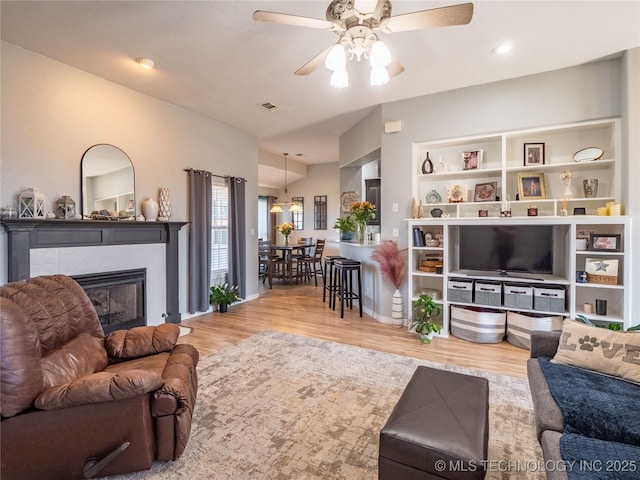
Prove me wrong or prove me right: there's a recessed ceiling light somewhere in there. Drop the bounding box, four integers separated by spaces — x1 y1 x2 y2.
135 57 155 69
492 44 513 55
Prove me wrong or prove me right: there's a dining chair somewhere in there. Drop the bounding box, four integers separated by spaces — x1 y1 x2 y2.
297 238 325 286
258 240 273 288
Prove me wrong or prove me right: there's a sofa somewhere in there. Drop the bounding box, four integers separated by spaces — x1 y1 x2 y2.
0 274 199 480
527 322 640 480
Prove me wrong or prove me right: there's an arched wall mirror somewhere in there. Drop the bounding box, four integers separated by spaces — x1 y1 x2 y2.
81 144 135 217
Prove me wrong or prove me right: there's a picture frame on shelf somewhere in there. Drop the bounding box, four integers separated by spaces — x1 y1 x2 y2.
585 257 619 285
589 233 621 252
517 172 546 200
524 143 545 166
473 181 497 202
462 150 482 170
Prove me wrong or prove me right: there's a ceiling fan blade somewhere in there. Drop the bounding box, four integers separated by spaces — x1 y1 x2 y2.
387 59 405 78
294 45 334 76
385 3 474 33
253 10 335 30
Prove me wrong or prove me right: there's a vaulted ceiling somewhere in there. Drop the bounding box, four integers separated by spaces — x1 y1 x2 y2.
2 1 639 187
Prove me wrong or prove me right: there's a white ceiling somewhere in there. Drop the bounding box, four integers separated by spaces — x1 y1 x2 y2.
2 1 639 188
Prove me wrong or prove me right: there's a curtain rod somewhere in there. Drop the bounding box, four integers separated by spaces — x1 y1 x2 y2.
184 168 247 182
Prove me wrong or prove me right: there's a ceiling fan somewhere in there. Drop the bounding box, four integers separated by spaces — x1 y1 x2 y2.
253 0 474 87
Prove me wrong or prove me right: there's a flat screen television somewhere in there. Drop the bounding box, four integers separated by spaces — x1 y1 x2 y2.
459 225 553 275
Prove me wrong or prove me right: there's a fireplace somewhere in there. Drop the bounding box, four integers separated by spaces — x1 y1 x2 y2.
73 269 146 334
1 219 186 325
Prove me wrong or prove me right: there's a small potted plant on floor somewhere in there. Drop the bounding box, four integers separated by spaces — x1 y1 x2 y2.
333 216 356 241
410 294 442 344
210 282 241 313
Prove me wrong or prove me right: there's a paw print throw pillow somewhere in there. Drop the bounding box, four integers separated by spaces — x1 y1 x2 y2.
552 320 640 383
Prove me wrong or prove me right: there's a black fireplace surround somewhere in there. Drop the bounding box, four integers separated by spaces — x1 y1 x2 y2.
1 219 186 324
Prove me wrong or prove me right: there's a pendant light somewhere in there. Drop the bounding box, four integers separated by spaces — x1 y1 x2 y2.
270 153 303 213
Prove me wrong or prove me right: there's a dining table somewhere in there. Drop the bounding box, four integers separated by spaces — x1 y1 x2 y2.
270 243 314 284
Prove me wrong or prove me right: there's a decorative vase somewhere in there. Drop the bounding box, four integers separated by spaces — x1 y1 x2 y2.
284 234 290 246
158 187 171 220
358 223 367 245
142 197 159 222
563 178 573 198
341 231 353 241
583 179 598 198
421 152 433 174
391 289 403 327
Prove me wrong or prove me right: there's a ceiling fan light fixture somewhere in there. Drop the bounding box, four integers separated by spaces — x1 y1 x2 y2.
369 40 391 67
325 44 347 71
330 69 349 88
370 66 389 86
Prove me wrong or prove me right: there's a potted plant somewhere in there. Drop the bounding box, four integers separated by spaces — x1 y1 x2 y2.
410 294 442 343
371 240 407 327
333 216 356 241
209 282 241 313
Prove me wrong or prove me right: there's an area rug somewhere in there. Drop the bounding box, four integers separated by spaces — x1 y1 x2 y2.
108 331 544 480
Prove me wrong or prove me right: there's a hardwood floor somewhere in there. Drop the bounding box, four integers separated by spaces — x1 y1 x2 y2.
178 282 531 378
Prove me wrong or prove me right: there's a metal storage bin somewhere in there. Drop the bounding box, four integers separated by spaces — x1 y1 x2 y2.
450 306 506 344
533 286 566 313
506 311 564 349
474 281 502 307
504 283 533 310
447 279 473 303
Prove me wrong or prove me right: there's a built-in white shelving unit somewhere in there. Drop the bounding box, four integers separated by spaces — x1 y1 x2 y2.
407 118 632 338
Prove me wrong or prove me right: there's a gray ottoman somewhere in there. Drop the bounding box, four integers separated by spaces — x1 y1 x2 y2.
379 366 489 480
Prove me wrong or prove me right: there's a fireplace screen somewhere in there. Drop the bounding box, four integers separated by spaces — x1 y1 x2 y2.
73 269 146 334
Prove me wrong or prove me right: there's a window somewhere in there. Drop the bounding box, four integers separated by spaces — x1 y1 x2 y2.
291 196 304 230
257 196 269 240
211 180 228 286
314 195 327 230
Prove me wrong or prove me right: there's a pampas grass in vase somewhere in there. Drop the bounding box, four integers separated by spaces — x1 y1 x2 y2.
371 240 407 326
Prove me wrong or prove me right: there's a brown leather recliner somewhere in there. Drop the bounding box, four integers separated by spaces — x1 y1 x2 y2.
0 274 199 480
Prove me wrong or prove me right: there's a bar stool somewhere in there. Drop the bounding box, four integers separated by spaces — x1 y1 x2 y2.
332 258 363 318
323 256 345 308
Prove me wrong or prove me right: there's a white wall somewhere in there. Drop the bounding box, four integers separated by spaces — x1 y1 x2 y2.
339 107 382 167
0 42 260 312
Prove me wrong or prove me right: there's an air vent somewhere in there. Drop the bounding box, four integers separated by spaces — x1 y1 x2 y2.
259 102 280 111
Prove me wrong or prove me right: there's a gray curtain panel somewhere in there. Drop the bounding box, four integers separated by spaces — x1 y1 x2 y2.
187 169 212 313
228 177 246 299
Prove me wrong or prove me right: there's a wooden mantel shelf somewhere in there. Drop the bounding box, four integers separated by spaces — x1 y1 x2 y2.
1 218 188 323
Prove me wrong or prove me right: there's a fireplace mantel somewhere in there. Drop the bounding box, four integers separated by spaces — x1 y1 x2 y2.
1 219 187 323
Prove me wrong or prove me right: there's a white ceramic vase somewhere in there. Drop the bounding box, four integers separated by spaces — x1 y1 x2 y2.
391 289 403 327
142 197 159 222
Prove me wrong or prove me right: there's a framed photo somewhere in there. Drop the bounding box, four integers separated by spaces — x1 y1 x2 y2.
517 172 546 200
589 233 621 252
462 150 482 170
585 257 619 282
473 181 497 202
524 143 545 166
